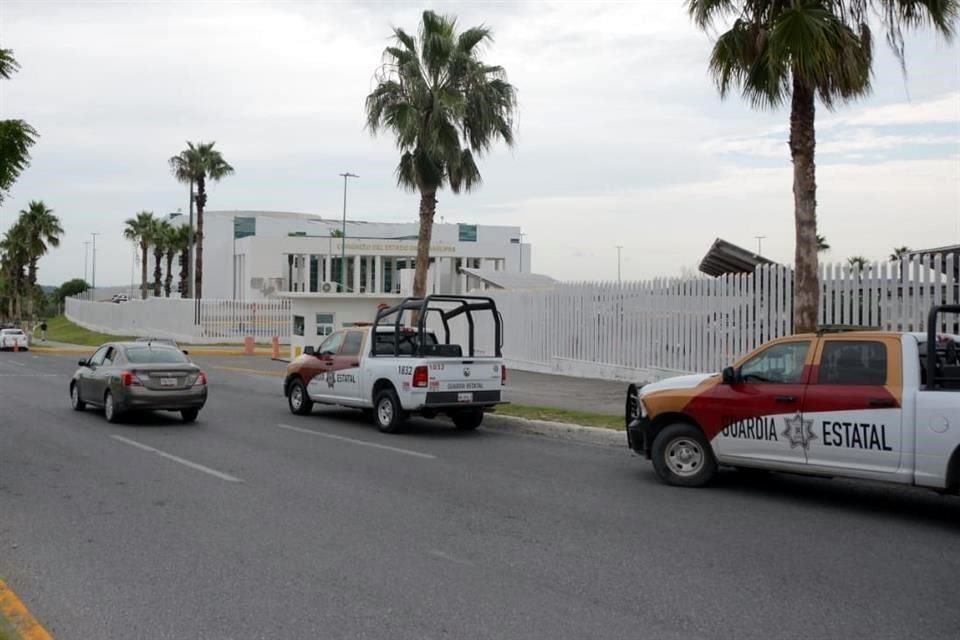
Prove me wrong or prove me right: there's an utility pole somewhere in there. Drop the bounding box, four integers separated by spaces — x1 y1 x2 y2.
518 232 526 273
339 172 358 293
91 232 99 301
754 235 766 256
616 245 624 283
83 241 90 286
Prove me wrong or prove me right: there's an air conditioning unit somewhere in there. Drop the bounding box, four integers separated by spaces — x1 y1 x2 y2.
319 281 337 293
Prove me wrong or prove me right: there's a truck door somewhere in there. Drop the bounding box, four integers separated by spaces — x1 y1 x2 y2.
328 330 365 405
802 337 903 474
707 339 814 467
307 331 344 402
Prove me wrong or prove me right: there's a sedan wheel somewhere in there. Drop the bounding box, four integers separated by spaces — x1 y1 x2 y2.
104 391 122 424
71 383 86 411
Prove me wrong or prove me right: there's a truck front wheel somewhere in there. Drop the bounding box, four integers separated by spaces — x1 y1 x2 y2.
287 379 313 416
374 389 406 434
452 409 484 431
650 423 717 487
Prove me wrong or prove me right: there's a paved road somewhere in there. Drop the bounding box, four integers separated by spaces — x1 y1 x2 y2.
1 351 958 639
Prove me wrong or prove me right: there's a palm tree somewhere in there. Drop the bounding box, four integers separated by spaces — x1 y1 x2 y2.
687 0 956 333
847 256 869 271
816 234 830 253
365 10 517 297
0 49 39 206
161 223 180 298
20 201 63 319
169 224 194 298
0 222 29 319
123 211 156 300
152 219 171 298
169 141 234 299
889 246 911 262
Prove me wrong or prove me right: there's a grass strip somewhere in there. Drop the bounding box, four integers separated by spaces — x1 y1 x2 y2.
495 404 624 430
44 315 134 347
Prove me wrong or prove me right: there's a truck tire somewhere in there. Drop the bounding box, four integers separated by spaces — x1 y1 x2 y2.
650 423 717 487
452 409 484 431
287 379 313 416
374 389 406 434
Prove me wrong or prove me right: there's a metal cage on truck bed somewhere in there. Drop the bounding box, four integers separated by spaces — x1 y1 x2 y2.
371 295 503 359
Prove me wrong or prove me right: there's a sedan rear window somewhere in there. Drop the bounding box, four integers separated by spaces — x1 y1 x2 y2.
125 347 188 364
1 329 23 335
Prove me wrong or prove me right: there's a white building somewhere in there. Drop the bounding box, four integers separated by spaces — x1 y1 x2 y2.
168 210 532 301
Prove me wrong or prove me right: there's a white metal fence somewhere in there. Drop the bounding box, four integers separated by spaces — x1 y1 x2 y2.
481 254 958 382
65 297 291 344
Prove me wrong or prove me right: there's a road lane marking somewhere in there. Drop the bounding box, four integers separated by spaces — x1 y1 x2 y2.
212 365 284 377
428 549 473 566
3 359 26 366
110 435 244 483
276 423 436 460
0 578 54 640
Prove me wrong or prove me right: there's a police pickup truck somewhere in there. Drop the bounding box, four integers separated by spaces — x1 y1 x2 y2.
284 295 506 433
626 304 960 492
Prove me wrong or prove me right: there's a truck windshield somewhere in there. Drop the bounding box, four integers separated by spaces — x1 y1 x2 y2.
373 331 437 356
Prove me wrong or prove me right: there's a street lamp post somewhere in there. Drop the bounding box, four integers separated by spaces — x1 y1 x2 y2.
90 232 99 301
754 235 767 256
339 172 358 293
616 245 623 283
83 241 90 287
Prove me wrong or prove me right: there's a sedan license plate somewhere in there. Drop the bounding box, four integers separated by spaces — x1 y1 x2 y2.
457 392 473 403
159 377 178 387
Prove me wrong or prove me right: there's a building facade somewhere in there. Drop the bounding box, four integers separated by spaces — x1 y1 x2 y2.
169 210 531 301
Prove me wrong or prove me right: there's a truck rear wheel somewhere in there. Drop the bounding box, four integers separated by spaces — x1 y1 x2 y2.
650 423 717 487
374 389 406 434
452 409 484 431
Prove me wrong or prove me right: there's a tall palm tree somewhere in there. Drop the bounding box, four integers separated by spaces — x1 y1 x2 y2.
0 48 39 206
816 234 830 253
161 223 180 298
847 255 869 270
365 10 517 297
0 222 29 319
123 211 156 300
20 201 63 319
889 246 912 262
169 224 194 298
687 0 956 332
169 141 234 299
152 219 171 298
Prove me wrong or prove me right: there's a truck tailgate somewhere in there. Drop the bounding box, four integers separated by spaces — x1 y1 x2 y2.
424 359 503 404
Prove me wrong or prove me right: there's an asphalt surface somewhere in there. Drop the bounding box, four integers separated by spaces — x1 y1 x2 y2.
1 351 959 640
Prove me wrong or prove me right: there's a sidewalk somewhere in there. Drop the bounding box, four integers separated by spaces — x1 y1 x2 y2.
507 370 625 415
30 340 276 357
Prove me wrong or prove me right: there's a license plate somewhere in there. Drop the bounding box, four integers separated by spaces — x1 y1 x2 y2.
457 392 473 403
160 378 178 387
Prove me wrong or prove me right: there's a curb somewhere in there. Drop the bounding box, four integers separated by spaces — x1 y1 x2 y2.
484 414 625 447
0 579 53 640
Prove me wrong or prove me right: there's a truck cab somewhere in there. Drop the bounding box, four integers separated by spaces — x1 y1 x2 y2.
626 305 960 491
284 295 507 433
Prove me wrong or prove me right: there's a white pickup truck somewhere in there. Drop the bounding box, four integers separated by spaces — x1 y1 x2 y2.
626 304 960 493
283 295 507 433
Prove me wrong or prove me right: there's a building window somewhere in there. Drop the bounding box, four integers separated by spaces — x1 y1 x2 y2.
293 315 305 337
309 255 319 292
316 313 335 337
458 224 478 242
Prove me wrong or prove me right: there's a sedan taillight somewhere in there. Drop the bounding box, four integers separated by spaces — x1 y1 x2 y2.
120 371 143 386
193 372 208 386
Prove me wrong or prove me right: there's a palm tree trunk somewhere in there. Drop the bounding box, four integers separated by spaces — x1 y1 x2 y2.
790 75 819 334
195 176 205 300
164 252 174 297
179 249 189 298
26 260 37 319
413 189 437 298
153 248 163 297
140 242 149 300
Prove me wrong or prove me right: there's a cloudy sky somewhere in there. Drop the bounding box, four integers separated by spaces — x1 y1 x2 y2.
1 0 958 286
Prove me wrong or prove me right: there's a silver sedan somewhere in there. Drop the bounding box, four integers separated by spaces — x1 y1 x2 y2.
70 342 208 423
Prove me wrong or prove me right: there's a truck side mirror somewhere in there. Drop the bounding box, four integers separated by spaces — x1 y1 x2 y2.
304 346 315 356
722 366 738 385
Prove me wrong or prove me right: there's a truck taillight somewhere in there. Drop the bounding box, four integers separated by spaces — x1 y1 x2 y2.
120 371 142 386
501 365 507 386
193 372 208 386
412 366 428 388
